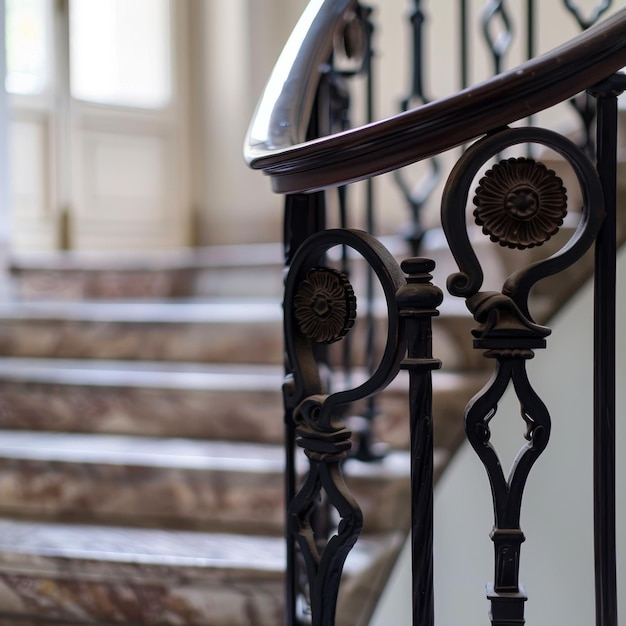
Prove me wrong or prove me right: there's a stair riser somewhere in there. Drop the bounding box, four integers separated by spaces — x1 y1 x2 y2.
0 457 408 535
12 265 285 301
0 312 479 368
0 561 283 625
0 382 285 443
0 376 483 451
0 459 285 535
0 320 284 365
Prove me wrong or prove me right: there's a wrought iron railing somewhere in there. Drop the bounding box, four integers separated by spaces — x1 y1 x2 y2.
245 2 626 624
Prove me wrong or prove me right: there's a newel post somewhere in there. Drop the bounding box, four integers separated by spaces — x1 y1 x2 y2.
397 257 442 626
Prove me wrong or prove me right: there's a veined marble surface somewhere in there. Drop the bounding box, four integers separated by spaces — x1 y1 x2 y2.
0 519 399 625
0 431 411 535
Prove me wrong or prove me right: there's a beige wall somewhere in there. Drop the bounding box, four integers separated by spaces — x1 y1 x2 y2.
189 0 307 245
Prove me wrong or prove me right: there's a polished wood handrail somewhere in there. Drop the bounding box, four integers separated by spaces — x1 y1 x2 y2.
245 4 626 194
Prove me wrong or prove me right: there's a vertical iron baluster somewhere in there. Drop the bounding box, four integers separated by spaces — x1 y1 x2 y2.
460 0 469 89
441 126 606 625
561 1 613 153
284 191 327 626
283 71 331 624
361 5 382 461
397 258 442 626
525 0 534 62
525 0 535 154
588 72 626 626
480 0 513 76
284 228 408 626
395 0 441 255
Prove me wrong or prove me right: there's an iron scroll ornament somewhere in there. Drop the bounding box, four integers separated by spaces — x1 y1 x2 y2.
283 228 407 626
442 126 605 318
440 126 605 623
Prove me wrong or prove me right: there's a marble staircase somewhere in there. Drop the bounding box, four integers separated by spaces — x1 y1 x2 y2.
0 238 492 625
0 200 614 624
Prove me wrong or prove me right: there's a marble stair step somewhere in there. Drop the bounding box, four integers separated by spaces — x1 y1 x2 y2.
0 430 417 535
0 358 486 451
8 237 408 302
0 299 285 365
10 242 286 300
0 297 480 368
0 517 403 625
0 358 286 444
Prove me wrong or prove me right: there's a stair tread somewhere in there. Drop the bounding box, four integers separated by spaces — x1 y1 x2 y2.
0 430 423 477
0 517 399 577
0 518 286 572
0 299 283 323
0 294 470 320
10 243 284 272
0 357 282 389
0 356 483 388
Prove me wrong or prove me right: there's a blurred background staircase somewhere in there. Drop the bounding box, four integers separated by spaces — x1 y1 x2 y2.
0 233 495 625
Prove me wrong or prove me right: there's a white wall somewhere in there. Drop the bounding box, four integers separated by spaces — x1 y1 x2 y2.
370 248 626 625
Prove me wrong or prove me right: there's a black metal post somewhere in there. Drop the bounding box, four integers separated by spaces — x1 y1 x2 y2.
460 0 468 89
397 258 442 626
283 190 327 626
588 73 626 626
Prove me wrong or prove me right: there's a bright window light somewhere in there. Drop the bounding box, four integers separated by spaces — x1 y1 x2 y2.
70 0 172 109
5 0 49 95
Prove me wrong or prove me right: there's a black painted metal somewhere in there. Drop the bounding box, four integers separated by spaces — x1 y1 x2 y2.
441 125 606 623
283 228 408 625
270 3 626 624
338 4 385 463
283 191 327 626
397 258 442 626
283 76 329 618
481 0 513 75
460 0 469 89
588 72 626 626
560 0 614 153
282 14 385 622
394 0 441 255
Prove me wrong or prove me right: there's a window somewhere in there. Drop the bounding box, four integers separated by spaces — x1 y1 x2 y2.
5 0 190 251
70 0 171 108
5 0 49 95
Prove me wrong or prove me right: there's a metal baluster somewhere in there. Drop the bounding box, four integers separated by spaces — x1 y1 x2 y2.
357 5 385 461
441 125 606 624
283 68 331 625
480 0 513 76
284 229 408 625
284 191 327 626
561 1 614 153
460 0 469 89
395 0 441 256
587 72 626 626
397 258 442 626
525 0 535 155
284 8 383 620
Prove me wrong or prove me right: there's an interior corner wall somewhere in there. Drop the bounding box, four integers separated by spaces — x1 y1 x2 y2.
189 0 307 246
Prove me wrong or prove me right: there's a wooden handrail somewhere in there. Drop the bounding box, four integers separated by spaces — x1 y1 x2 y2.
244 4 626 195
